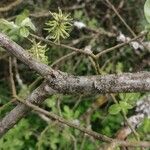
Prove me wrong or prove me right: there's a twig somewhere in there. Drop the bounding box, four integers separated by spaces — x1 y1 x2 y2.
9 56 17 97
0 81 56 138
105 0 148 52
13 57 24 88
0 0 23 12
0 33 150 94
30 34 96 59
95 32 147 58
51 51 77 67
105 0 136 37
0 99 16 111
16 97 150 148
29 4 85 18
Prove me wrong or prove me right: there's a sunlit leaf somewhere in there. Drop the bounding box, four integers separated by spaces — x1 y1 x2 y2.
21 18 36 31
109 104 121 115
19 27 29 37
144 0 150 23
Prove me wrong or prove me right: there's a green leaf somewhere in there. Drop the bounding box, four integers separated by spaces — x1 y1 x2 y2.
19 27 29 37
108 104 121 115
74 10 83 19
63 105 71 114
15 10 29 25
116 62 123 73
45 96 57 109
119 101 133 110
63 105 74 119
0 19 18 30
28 40 48 64
88 18 97 28
144 0 150 23
119 93 140 106
141 118 150 133
119 101 132 114
21 18 36 31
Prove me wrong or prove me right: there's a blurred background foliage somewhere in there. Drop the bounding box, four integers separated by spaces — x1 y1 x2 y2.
0 0 150 149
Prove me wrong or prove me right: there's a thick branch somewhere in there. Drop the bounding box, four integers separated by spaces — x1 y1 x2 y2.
0 32 150 139
47 72 150 94
0 33 149 94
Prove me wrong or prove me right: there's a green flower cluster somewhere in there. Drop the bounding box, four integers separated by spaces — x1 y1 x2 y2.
45 8 72 43
28 40 48 64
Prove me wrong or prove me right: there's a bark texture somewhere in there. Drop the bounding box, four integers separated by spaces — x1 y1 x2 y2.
0 33 150 94
0 32 150 138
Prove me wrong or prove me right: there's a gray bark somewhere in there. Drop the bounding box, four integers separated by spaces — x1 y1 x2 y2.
0 32 150 138
0 33 150 94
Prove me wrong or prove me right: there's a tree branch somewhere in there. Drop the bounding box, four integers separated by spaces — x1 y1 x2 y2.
0 33 149 94
0 32 149 140
0 0 23 12
17 98 150 148
0 81 56 138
